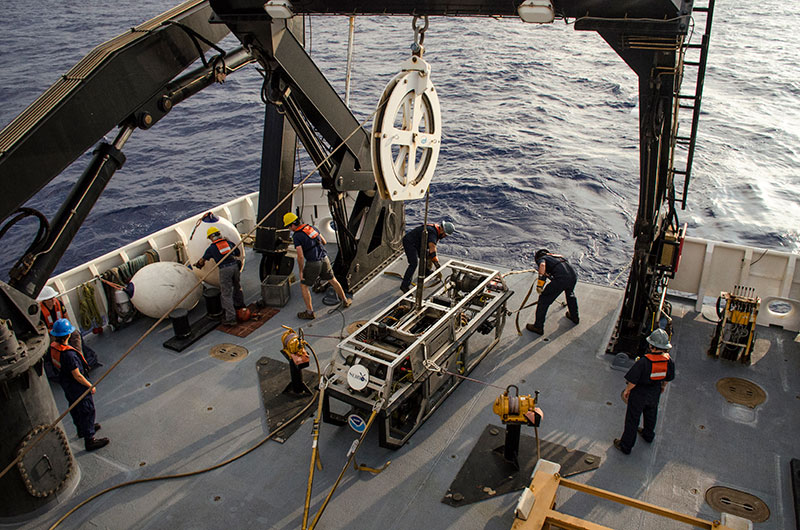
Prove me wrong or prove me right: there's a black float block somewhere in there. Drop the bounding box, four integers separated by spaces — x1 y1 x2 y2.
256 356 318 443
163 315 221 352
442 423 601 507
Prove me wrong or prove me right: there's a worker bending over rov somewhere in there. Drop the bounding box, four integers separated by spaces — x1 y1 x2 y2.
194 227 245 325
50 319 109 451
284 213 351 320
614 329 675 455
526 249 579 335
400 221 455 293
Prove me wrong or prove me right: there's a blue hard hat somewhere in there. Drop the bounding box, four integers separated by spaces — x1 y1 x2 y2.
51 318 75 337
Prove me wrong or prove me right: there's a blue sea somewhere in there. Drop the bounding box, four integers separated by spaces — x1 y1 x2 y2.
1 1 798 285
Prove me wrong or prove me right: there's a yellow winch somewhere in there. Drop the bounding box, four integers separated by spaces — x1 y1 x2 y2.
281 325 310 366
493 385 538 425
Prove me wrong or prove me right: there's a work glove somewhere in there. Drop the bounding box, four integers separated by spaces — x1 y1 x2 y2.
536 277 546 294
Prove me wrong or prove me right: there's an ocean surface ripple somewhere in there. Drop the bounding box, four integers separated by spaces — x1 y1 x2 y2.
0 0 798 285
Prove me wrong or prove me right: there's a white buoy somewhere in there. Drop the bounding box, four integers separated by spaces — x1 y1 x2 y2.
128 262 202 319
186 213 244 286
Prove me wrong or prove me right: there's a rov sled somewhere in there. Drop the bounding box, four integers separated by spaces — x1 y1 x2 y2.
322 260 512 448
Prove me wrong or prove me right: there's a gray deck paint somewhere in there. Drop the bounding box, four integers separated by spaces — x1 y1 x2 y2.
19 248 799 529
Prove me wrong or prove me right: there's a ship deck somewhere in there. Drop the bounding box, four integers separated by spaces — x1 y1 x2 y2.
20 248 800 530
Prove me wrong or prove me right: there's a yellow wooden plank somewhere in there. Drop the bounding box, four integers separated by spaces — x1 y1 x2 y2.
545 510 615 530
511 471 559 530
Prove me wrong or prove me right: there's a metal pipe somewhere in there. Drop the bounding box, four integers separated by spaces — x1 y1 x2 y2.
344 17 355 106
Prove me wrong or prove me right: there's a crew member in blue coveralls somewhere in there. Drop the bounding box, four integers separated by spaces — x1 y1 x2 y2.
194 227 245 325
284 213 352 320
50 318 109 451
400 221 455 293
614 328 676 455
526 249 579 335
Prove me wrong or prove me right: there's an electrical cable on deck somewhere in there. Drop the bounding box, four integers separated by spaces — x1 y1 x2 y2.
49 331 324 529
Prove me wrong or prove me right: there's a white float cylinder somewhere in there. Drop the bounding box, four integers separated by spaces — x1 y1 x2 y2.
186 214 244 286
128 262 202 319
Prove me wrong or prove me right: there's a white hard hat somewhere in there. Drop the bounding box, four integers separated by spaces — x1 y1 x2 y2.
36 286 58 301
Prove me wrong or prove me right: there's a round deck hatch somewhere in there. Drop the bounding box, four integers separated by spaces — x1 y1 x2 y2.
705 486 769 522
209 343 248 362
346 320 368 336
716 377 766 408
17 424 74 497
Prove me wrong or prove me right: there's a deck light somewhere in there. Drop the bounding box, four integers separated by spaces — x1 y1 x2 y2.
517 0 555 23
264 1 294 19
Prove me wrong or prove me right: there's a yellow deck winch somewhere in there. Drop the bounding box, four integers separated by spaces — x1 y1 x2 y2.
281 325 310 366
493 385 539 425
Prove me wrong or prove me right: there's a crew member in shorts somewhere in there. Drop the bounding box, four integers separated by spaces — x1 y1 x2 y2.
284 213 352 320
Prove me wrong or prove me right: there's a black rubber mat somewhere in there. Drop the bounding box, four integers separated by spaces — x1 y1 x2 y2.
256 356 318 443
442 423 601 506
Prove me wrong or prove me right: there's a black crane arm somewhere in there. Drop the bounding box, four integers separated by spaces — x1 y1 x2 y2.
0 0 230 225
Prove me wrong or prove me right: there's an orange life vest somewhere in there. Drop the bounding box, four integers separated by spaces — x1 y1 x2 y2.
41 299 65 330
645 353 670 381
214 239 233 256
50 341 89 373
297 224 320 239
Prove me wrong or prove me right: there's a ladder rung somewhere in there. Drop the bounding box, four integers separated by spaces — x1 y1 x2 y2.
676 136 691 142
679 104 695 110
684 43 704 49
693 7 710 12
678 94 697 99
672 169 688 175
684 61 701 66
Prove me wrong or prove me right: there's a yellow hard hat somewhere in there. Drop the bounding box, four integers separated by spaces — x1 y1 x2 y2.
283 212 298 227
206 226 221 238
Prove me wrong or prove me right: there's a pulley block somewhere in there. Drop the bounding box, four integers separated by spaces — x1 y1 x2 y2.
371 54 442 201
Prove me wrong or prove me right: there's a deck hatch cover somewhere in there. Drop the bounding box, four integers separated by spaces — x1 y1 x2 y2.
16 424 74 497
716 377 766 408
705 486 770 522
209 343 248 362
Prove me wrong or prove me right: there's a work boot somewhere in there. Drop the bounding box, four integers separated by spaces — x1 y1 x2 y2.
566 312 580 325
297 310 315 320
526 323 544 335
612 439 630 455
85 437 110 451
342 298 353 309
637 427 653 443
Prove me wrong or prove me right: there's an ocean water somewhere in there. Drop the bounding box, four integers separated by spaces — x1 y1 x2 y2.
1 1 798 285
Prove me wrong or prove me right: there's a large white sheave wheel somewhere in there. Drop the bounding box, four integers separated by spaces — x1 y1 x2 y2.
371 55 442 201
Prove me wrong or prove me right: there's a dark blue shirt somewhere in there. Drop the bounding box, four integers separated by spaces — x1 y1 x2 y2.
292 225 327 262
625 354 676 398
57 347 90 401
202 238 241 267
402 224 439 251
536 254 575 281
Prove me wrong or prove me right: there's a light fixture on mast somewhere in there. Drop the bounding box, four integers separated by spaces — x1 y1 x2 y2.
264 0 294 19
518 0 555 23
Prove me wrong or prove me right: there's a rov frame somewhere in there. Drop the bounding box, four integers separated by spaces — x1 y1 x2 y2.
322 260 513 449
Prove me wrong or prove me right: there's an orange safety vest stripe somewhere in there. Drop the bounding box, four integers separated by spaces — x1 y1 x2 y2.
214 239 232 255
50 341 88 372
298 224 319 239
645 353 670 381
41 299 65 329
